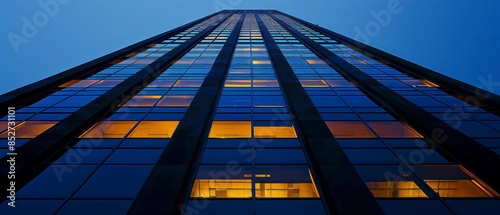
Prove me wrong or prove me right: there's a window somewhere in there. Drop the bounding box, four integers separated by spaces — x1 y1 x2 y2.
80 121 137 138
415 165 498 198
128 121 179 138
147 80 176 88
219 96 252 107
157 95 194 107
173 80 204 87
300 80 328 88
90 80 123 88
254 126 297 138
325 121 376 138
252 60 271 65
366 181 427 198
225 80 251 87
0 121 57 138
122 95 161 107
253 80 279 87
253 96 285 108
59 80 99 88
367 121 423 138
209 121 251 138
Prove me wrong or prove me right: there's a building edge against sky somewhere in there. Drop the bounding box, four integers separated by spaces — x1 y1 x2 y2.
0 10 500 215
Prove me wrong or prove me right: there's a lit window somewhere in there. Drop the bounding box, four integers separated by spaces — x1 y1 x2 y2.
300 80 328 88
156 95 194 107
254 126 297 138
253 80 279 87
367 121 423 138
59 80 98 88
90 80 123 88
173 80 204 87
416 165 499 198
255 166 320 198
306 59 326 65
122 95 161 107
225 80 251 88
209 121 251 138
80 121 137 138
365 181 428 198
0 121 57 138
191 179 252 198
252 60 271 65
325 121 376 138
128 121 179 138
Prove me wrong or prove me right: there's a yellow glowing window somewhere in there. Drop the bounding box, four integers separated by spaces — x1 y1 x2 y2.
191 179 252 198
90 80 123 88
147 80 176 88
254 126 297 138
59 80 99 88
255 183 320 198
365 181 428 198
128 121 179 138
0 121 57 138
122 95 161 107
156 95 194 107
173 80 204 87
424 180 495 197
325 121 376 138
208 121 251 138
367 121 423 138
306 59 326 65
252 60 271 65
300 80 328 88
253 80 279 87
421 80 439 87
225 80 251 88
80 121 137 138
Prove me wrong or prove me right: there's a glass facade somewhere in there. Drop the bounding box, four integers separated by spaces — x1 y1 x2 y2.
1 10 499 215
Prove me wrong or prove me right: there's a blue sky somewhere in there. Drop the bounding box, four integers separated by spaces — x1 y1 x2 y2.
1 0 499 95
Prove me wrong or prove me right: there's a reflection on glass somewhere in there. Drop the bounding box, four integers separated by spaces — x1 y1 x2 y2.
367 121 423 138
80 121 137 138
325 121 376 138
0 121 57 138
122 95 162 107
128 121 179 138
157 95 194 107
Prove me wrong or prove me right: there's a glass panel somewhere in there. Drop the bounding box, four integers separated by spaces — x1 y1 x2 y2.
208 121 252 138
80 121 137 138
156 95 194 107
128 121 179 138
122 95 161 107
191 179 252 198
0 121 57 138
366 181 427 198
325 121 376 138
254 126 297 138
367 121 423 138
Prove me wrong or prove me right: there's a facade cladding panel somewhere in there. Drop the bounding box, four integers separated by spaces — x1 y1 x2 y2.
1 10 500 215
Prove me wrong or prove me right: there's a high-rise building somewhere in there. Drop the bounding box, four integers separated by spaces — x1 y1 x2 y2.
1 10 499 215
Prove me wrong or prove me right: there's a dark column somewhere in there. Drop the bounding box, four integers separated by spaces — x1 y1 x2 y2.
0 11 237 203
127 11 247 215
255 12 384 215
267 11 500 192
